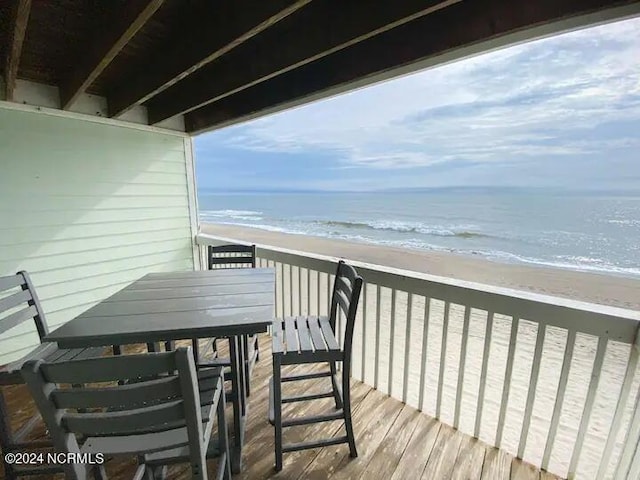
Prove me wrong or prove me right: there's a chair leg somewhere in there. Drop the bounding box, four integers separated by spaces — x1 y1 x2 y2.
342 367 357 458
94 464 108 480
273 355 283 472
0 389 17 480
243 335 251 397
217 382 232 480
329 361 343 410
191 339 200 363
164 340 175 352
254 335 259 362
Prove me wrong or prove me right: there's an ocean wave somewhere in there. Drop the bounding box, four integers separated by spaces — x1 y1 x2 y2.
608 219 640 226
199 209 263 221
317 220 489 238
485 250 640 277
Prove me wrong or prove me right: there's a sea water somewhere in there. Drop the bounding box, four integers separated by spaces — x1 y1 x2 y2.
198 189 640 278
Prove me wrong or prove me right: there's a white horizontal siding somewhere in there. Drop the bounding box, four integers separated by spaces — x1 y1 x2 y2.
0 108 196 363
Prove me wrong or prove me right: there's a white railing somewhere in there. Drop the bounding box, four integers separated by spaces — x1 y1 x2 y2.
196 233 640 480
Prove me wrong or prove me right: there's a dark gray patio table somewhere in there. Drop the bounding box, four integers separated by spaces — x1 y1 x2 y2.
45 268 275 474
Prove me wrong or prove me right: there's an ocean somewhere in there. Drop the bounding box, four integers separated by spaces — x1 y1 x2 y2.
198 189 640 278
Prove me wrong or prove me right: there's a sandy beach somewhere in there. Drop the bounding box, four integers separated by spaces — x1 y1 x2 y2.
202 223 640 310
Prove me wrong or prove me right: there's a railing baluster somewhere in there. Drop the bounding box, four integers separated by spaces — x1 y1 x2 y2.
387 288 397 395
454 305 471 430
418 296 431 412
597 343 639 479
436 301 451 420
361 284 367 381
475 311 494 439
289 264 294 317
518 323 547 459
374 284 382 390
568 336 608 479
542 329 576 471
306 268 311 316
316 270 321 316
327 273 332 316
280 263 286 318
614 385 640 480
298 266 302 315
496 316 520 448
402 293 414 404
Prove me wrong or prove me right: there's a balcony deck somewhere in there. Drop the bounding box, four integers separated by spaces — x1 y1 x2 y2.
2 337 558 480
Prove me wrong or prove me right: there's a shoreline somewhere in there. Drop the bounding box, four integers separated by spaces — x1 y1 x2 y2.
201 223 640 310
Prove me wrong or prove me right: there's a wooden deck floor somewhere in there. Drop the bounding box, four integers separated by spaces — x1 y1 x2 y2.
2 337 559 480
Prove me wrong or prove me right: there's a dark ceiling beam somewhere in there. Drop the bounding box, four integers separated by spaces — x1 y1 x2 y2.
108 0 310 118
4 0 32 101
60 0 165 110
146 0 461 124
185 0 640 134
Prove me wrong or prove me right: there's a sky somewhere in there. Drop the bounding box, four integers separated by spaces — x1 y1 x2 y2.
194 16 640 192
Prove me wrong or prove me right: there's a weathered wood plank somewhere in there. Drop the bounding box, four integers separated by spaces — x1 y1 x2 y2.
421 424 466 479
301 389 402 479
481 448 512 480
390 414 441 480
510 459 540 480
451 436 486 480
359 405 422 479
4 0 32 101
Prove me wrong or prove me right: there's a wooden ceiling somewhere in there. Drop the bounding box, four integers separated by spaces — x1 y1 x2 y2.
1 0 639 135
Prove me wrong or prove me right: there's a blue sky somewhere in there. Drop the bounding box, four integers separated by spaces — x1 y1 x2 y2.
194 17 640 192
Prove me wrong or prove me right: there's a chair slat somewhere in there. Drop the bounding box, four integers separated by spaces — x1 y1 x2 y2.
52 376 182 409
42 352 176 384
296 317 314 352
209 257 254 265
272 320 285 354
338 262 358 285
62 400 185 435
0 274 24 292
308 317 327 351
0 289 32 313
0 305 38 336
210 245 253 254
81 427 190 456
319 317 339 351
334 277 352 298
284 317 299 354
334 289 351 316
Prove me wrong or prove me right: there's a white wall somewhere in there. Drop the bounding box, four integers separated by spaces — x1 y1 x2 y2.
0 106 198 363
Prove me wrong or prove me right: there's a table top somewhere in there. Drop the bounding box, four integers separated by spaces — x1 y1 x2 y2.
46 268 275 349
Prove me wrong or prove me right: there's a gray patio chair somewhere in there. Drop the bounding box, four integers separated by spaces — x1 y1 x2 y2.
269 260 363 471
21 347 231 480
0 271 106 479
174 244 259 397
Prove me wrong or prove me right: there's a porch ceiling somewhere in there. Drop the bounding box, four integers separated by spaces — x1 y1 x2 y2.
1 0 639 134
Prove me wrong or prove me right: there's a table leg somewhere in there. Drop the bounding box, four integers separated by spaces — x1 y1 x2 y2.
229 336 244 473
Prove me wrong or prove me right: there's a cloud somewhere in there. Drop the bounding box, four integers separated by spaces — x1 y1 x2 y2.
195 17 640 189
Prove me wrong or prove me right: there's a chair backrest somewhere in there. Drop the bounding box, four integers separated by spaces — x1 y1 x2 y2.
0 271 48 342
21 348 207 480
208 243 256 269
329 261 363 360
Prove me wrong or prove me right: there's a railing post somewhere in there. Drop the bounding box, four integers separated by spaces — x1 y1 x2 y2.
613 329 640 480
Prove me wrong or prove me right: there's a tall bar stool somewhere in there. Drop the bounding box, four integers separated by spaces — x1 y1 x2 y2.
269 260 363 471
